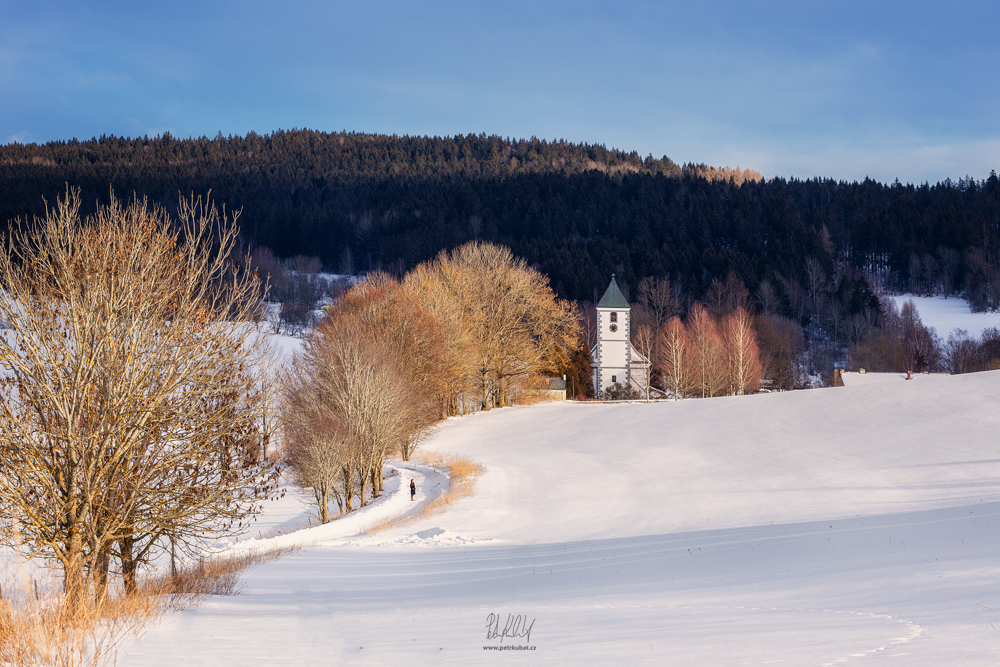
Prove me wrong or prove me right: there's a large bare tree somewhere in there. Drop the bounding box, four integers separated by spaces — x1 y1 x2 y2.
298 313 420 507
407 241 579 410
0 189 279 601
282 377 353 523
332 278 450 461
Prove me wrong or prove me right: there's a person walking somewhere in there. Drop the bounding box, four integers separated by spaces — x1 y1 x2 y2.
410 479 416 501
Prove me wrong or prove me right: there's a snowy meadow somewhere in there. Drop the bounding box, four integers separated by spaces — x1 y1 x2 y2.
122 368 1000 665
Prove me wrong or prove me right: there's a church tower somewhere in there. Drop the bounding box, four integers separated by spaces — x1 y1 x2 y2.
592 275 632 396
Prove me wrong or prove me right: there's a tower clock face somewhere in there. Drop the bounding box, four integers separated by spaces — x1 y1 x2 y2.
609 323 619 333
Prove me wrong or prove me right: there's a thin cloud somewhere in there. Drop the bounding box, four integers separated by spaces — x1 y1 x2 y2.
5 131 35 145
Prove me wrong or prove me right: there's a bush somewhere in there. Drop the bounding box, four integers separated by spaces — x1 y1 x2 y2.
600 382 641 401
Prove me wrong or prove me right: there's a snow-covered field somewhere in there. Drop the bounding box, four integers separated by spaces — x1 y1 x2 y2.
891 294 1000 338
121 370 1000 665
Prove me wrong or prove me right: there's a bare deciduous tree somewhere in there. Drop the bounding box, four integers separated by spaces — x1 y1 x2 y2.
723 307 762 395
805 257 827 303
706 272 754 319
687 303 727 398
407 241 579 410
632 325 655 400
302 314 420 507
283 374 352 523
636 276 677 335
0 188 278 601
332 279 450 461
657 317 693 400
756 279 779 315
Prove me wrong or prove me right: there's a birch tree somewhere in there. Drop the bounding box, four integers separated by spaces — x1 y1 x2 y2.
687 303 727 398
723 307 763 395
633 324 655 400
657 317 693 400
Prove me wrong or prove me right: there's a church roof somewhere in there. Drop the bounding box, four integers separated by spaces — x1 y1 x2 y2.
597 275 630 309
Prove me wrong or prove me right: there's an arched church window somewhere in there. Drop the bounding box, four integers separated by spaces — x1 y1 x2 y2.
610 312 617 323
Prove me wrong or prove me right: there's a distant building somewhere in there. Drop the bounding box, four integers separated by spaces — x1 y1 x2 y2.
543 377 567 401
590 275 651 396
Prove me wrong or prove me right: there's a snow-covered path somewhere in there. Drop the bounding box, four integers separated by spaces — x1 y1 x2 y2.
122 371 1000 665
223 460 451 553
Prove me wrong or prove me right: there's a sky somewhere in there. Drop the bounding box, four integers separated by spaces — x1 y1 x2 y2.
2 0 997 184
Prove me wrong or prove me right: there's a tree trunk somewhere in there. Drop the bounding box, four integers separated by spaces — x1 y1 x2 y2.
63 527 87 607
342 465 354 511
170 537 177 578
120 534 138 595
94 546 111 598
315 486 329 524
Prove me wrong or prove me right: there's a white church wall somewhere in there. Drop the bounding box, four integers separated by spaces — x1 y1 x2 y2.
595 307 631 395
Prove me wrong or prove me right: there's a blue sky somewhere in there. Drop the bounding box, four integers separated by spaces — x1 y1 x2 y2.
2 0 997 183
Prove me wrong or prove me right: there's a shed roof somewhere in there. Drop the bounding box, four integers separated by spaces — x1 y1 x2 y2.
597 275 630 309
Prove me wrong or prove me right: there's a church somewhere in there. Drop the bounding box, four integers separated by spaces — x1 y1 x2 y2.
590 275 651 397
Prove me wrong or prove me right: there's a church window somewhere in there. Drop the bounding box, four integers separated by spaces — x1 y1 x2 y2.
611 375 617 383
610 312 617 323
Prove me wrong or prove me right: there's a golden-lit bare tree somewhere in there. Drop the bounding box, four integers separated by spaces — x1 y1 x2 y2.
657 317 693 400
282 372 353 523
405 261 480 414
303 313 420 506
723 307 763 395
407 241 579 410
687 303 727 398
0 188 278 602
332 278 450 461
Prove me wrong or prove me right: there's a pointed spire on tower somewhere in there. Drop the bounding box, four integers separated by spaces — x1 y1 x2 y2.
597 275 630 309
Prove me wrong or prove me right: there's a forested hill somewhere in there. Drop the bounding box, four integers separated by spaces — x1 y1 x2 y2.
0 130 997 306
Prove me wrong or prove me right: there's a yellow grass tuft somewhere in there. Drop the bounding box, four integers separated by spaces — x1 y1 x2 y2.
0 575 169 667
0 544 299 666
363 453 485 535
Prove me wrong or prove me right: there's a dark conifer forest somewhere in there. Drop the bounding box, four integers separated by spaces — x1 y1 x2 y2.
1 130 998 310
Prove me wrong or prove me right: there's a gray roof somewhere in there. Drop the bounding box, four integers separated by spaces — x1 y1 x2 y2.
597 275 630 309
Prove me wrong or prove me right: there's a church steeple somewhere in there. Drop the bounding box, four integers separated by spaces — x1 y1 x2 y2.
592 274 633 397
597 274 630 309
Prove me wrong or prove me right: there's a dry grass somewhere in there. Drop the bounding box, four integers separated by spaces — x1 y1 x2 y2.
0 544 299 666
518 390 561 405
148 544 300 598
0 575 169 667
363 453 485 535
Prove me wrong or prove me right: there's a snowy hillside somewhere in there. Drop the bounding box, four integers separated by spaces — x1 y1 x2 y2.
891 294 1000 338
122 371 1000 665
